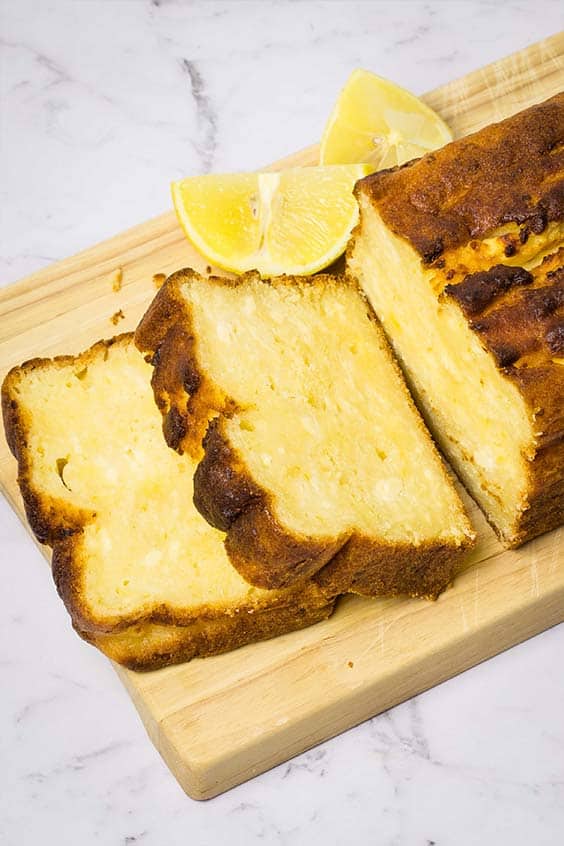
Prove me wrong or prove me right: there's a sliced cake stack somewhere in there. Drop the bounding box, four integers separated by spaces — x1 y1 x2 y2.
6 96 562 671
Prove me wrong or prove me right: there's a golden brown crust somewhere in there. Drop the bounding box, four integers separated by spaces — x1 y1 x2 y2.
136 272 231 459
313 535 465 600
2 334 335 666
195 418 349 589
447 250 564 546
49 524 332 636
444 251 563 371
503 363 564 547
135 269 472 597
356 93 564 264
444 264 534 323
77 596 333 672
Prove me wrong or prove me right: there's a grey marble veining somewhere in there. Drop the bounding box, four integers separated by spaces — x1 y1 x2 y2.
179 57 219 172
1 2 563 844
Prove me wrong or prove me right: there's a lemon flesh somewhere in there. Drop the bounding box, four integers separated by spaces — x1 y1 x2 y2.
172 164 371 277
320 69 452 169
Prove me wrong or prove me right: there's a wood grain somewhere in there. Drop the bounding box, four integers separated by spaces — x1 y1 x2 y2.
1 33 563 800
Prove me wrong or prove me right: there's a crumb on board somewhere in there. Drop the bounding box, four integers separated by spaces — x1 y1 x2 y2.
110 267 123 292
206 265 212 275
153 272 167 289
110 309 125 325
347 661 354 669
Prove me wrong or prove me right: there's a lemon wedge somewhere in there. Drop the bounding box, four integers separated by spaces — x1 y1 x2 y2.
320 69 452 169
171 164 371 277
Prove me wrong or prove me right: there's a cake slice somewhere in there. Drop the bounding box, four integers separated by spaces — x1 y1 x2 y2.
1 335 334 670
349 93 564 547
135 269 474 596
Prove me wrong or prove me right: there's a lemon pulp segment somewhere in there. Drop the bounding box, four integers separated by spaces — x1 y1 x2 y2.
320 69 452 168
172 164 371 276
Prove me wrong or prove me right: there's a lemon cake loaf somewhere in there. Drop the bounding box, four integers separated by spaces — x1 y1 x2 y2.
2 335 334 670
135 269 474 596
349 93 564 547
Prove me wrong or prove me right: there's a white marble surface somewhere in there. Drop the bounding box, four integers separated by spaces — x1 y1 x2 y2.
1 1 563 844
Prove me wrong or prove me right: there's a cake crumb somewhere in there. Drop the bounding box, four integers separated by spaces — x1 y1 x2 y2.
110 309 125 325
153 272 167 289
110 267 123 292
206 265 212 275
347 661 354 668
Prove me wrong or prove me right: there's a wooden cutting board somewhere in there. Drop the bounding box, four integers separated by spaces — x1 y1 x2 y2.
1 33 563 801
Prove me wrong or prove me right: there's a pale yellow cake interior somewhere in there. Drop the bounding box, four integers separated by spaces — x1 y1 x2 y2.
349 196 535 542
185 275 472 545
14 340 280 623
